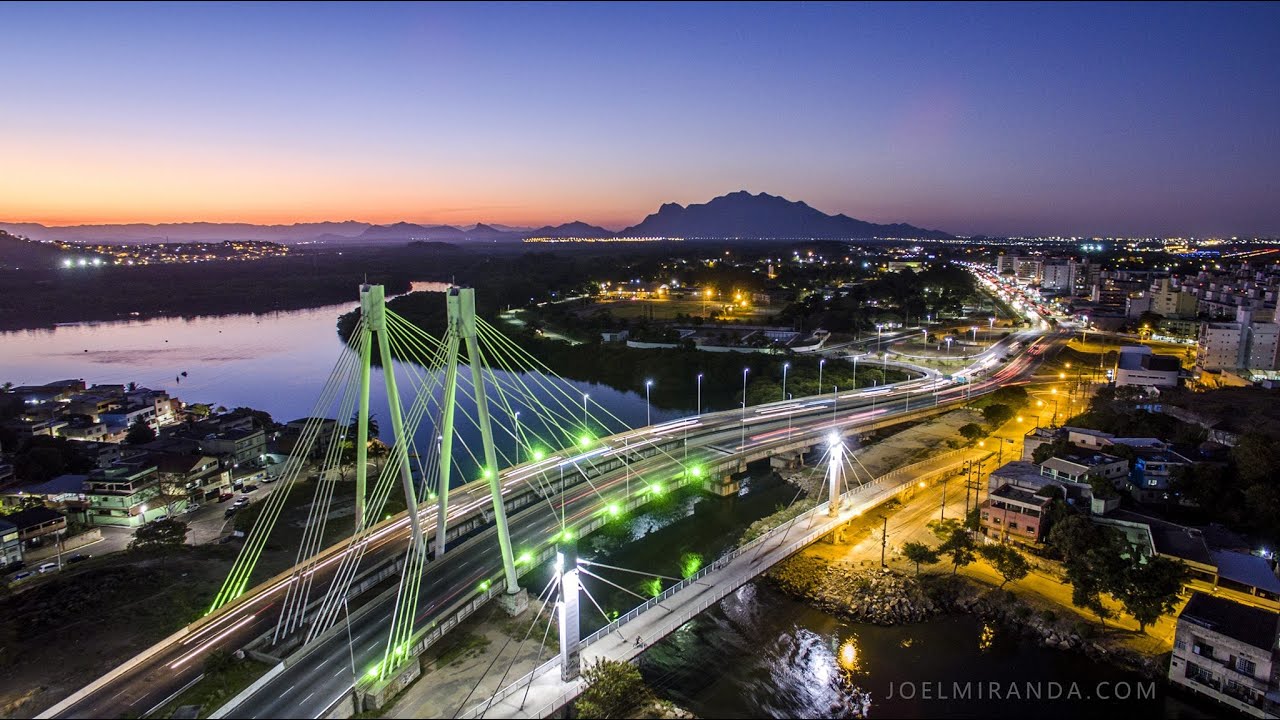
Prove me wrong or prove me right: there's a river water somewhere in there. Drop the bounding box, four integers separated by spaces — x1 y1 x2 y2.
0 289 678 483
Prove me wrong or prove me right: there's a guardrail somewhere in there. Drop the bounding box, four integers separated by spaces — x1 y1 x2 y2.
460 447 974 719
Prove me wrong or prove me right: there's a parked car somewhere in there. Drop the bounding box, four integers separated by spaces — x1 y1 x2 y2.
243 484 259 493
12 571 34 582
224 507 237 518
185 502 201 513
262 475 278 484
235 495 251 505
217 492 233 503
37 562 60 574
67 553 91 564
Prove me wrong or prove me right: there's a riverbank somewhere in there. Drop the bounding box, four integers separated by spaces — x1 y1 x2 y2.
767 558 1163 679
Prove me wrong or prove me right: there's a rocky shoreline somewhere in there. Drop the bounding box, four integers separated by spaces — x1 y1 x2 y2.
768 555 1163 679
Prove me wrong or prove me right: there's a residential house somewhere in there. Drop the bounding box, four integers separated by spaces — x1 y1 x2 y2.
979 484 1054 543
200 427 266 468
151 452 229 501
0 519 20 567
84 462 171 527
4 506 66 552
1169 592 1280 718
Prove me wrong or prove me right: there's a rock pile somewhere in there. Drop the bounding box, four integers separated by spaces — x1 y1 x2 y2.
769 556 942 625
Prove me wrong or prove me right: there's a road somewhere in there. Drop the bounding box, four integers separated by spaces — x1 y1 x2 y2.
46 324 1059 720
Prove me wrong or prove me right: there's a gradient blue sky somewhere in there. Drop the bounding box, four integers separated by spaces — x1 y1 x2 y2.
2 1 1278 236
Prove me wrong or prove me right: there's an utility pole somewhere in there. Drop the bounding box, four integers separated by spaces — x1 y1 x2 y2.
880 516 888 568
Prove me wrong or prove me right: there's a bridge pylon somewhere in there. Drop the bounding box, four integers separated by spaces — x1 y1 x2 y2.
442 287 525 613
358 283 425 552
827 432 844 517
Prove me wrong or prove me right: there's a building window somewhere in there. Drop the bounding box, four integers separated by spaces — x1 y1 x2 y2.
1009 522 1019 531
1235 657 1257 677
1175 639 1186 651
1025 525 1036 534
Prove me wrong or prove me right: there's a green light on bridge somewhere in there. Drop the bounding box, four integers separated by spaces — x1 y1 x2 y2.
533 449 546 462
606 503 621 517
483 468 494 480
478 579 492 592
517 550 534 565
577 434 593 449
648 483 664 495
366 665 380 679
689 465 703 478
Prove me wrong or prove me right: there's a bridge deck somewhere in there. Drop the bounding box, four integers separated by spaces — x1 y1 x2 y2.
463 448 978 719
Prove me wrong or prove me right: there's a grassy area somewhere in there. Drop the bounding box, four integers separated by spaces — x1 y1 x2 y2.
0 545 237 718
154 655 272 719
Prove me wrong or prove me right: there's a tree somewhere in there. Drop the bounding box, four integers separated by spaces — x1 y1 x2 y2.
129 518 188 550
959 423 986 444
978 543 1031 588
124 419 156 445
574 658 652 719
927 517 962 543
1117 556 1188 633
981 403 1015 428
902 541 940 576
231 406 276 430
939 528 976 574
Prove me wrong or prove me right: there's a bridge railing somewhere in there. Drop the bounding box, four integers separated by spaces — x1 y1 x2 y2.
461 446 974 719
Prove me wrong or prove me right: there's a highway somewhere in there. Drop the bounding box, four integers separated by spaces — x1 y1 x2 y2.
46 321 1056 720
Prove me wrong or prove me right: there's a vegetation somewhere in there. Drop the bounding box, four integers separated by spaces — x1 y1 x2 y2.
980 403 1015 428
958 422 986 444
129 518 189 550
977 543 1031 588
124 418 157 445
574 658 653 719
1047 514 1187 633
154 651 271 719
902 541 940 575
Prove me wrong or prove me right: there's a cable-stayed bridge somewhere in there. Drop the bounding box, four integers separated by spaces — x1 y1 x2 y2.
41 284 1053 720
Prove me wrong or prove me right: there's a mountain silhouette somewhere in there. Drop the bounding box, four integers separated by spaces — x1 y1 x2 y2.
526 220 616 238
620 190 952 240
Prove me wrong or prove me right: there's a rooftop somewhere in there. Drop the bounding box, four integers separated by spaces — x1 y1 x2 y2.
1180 592 1279 651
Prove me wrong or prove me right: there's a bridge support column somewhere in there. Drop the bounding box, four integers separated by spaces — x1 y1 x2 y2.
450 287 522 611
557 540 581 682
827 432 844 517
434 331 460 559
362 284 425 552
703 473 740 497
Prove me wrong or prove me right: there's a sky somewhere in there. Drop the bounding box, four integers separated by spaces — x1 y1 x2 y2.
2 1 1279 237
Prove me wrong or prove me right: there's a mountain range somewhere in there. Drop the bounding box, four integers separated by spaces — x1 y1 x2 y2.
0 191 953 244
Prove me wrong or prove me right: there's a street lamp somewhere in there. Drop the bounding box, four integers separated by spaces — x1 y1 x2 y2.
945 336 953 355
644 380 653 426
818 359 825 397
741 368 750 420
696 373 703 416
876 323 884 353
582 393 589 429
782 362 790 402
970 325 979 344
851 354 859 389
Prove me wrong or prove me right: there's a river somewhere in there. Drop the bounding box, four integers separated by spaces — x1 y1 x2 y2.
0 287 679 484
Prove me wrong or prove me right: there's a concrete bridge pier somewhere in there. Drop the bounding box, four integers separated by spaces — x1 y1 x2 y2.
703 471 743 497
770 450 804 472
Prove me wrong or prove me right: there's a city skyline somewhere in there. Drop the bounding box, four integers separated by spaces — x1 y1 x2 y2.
3 2 1279 237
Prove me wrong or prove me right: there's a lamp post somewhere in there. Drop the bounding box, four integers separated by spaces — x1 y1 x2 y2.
644 380 653 427
582 393 589 430
876 323 884 354
945 336 953 355
741 368 750 421
970 325 979 344
696 373 703 416
781 362 790 402
818 359 825 396
852 354 859 389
